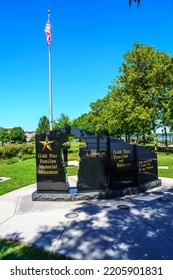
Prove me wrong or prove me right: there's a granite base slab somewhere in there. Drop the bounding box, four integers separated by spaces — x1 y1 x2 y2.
32 179 161 201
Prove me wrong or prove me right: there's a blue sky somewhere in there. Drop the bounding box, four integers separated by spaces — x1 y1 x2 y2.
1 0 173 131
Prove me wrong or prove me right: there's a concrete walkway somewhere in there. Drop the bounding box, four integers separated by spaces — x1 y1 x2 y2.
0 177 173 259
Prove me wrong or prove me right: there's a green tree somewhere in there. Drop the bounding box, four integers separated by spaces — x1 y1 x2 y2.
72 113 97 133
89 85 151 140
0 127 10 146
89 95 113 136
153 55 173 148
10 127 26 144
53 113 71 129
117 41 173 150
87 42 173 148
36 116 50 134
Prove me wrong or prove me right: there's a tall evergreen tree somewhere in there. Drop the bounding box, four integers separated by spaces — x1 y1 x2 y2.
53 113 71 129
36 116 50 134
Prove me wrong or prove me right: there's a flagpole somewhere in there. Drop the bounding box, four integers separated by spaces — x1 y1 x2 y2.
47 10 53 131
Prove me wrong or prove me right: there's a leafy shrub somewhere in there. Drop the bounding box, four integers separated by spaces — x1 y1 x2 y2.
2 145 20 158
21 144 35 155
22 154 35 160
1 144 35 159
7 157 20 164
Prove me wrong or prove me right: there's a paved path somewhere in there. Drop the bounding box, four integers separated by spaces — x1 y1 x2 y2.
0 177 173 259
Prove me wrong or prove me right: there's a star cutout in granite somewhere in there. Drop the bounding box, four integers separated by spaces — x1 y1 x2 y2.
39 136 55 151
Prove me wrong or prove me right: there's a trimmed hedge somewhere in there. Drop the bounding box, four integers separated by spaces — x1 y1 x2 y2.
0 144 35 159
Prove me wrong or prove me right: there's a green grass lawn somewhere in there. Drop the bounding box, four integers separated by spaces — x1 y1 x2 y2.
66 165 78 176
0 239 72 260
0 158 36 195
157 152 173 178
68 141 82 161
68 152 79 161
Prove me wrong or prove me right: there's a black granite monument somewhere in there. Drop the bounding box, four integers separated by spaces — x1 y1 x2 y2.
35 127 70 192
32 126 161 200
109 139 158 188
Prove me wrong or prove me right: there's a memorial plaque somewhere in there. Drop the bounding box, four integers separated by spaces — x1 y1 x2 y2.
35 127 70 191
77 137 108 191
77 148 108 191
137 145 158 184
71 127 108 191
110 139 135 189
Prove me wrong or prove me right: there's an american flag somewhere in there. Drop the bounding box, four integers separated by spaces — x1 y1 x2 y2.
44 18 51 45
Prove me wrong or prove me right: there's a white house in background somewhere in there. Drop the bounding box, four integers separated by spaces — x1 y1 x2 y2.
4 127 35 142
25 130 35 142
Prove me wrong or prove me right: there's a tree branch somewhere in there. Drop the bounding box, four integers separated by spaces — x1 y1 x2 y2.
129 0 140 7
